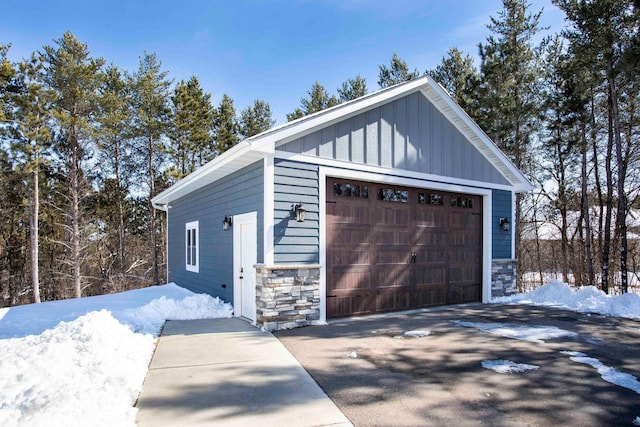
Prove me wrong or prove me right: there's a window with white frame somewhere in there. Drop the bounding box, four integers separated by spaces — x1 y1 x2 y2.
185 221 199 272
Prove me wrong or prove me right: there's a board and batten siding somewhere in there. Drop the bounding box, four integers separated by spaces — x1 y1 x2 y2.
167 161 264 302
273 159 319 264
278 92 509 186
492 189 513 259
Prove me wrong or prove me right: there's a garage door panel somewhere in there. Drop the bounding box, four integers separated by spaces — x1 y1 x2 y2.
414 264 447 286
415 285 447 307
329 267 372 291
375 247 412 264
330 248 371 266
375 265 412 288
448 283 481 304
327 178 482 319
330 227 371 246
376 289 412 312
327 293 373 318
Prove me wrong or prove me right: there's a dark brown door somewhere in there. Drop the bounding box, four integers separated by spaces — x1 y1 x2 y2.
326 178 482 318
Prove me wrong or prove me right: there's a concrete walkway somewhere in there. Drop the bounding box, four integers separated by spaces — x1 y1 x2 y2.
135 318 352 427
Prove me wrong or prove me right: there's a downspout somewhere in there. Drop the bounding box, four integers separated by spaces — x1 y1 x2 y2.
152 201 170 282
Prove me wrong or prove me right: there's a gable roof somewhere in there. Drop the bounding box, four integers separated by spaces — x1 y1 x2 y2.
152 76 532 209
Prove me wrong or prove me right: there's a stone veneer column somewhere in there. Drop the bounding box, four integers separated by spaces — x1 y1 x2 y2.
491 259 517 298
254 264 321 331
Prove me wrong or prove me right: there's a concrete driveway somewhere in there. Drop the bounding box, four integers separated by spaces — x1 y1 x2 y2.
275 303 640 427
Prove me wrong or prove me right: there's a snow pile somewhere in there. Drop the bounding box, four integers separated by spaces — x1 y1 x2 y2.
562 351 640 395
453 320 576 343
492 280 640 320
116 294 233 336
481 359 539 374
0 311 154 427
0 284 233 427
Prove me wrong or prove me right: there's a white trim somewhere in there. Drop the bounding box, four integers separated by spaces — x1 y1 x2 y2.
276 151 521 193
185 221 199 273
165 205 170 281
482 192 493 303
511 191 517 258
318 174 327 325
263 156 275 265
319 166 494 314
233 211 258 324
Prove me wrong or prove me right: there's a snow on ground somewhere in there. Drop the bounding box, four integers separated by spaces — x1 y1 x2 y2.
561 351 640 395
481 360 539 374
403 329 431 337
453 320 576 343
0 283 233 427
491 279 640 320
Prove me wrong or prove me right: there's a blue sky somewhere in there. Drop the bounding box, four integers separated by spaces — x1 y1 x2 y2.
2 0 565 124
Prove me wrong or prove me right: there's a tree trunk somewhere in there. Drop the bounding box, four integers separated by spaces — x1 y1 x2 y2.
601 92 615 295
114 140 126 273
581 121 595 287
31 148 41 303
609 70 628 294
71 132 82 298
148 134 159 285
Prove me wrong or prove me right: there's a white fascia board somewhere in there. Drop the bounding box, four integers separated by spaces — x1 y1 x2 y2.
418 83 533 193
276 151 520 193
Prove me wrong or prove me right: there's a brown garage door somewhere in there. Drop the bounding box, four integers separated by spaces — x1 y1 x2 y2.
326 178 482 318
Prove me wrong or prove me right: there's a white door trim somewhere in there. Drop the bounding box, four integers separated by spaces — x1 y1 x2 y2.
233 211 258 323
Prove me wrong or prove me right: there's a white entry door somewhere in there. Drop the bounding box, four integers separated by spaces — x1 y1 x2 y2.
233 212 257 322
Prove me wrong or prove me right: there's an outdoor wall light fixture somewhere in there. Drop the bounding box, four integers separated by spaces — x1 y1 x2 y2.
222 215 233 231
293 203 306 222
499 217 510 232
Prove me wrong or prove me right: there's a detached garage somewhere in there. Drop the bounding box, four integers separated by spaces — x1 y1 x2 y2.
152 76 532 330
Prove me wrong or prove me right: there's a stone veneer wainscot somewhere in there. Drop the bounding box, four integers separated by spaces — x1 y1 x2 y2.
492 259 517 297
255 264 321 331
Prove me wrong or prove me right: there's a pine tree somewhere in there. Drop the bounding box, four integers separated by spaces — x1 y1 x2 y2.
377 53 420 88
286 81 339 121
337 75 367 102
130 51 172 285
96 65 132 275
538 36 580 284
474 0 543 289
10 54 53 303
427 47 478 111
239 99 275 139
0 44 16 122
214 94 240 154
170 75 215 177
42 31 104 298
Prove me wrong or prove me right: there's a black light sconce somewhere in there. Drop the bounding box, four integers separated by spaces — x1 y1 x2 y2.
293 202 306 222
499 217 510 232
222 215 233 231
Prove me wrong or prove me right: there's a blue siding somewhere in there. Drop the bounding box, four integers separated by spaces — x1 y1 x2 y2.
492 189 513 258
273 159 319 264
167 161 264 303
278 92 510 186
